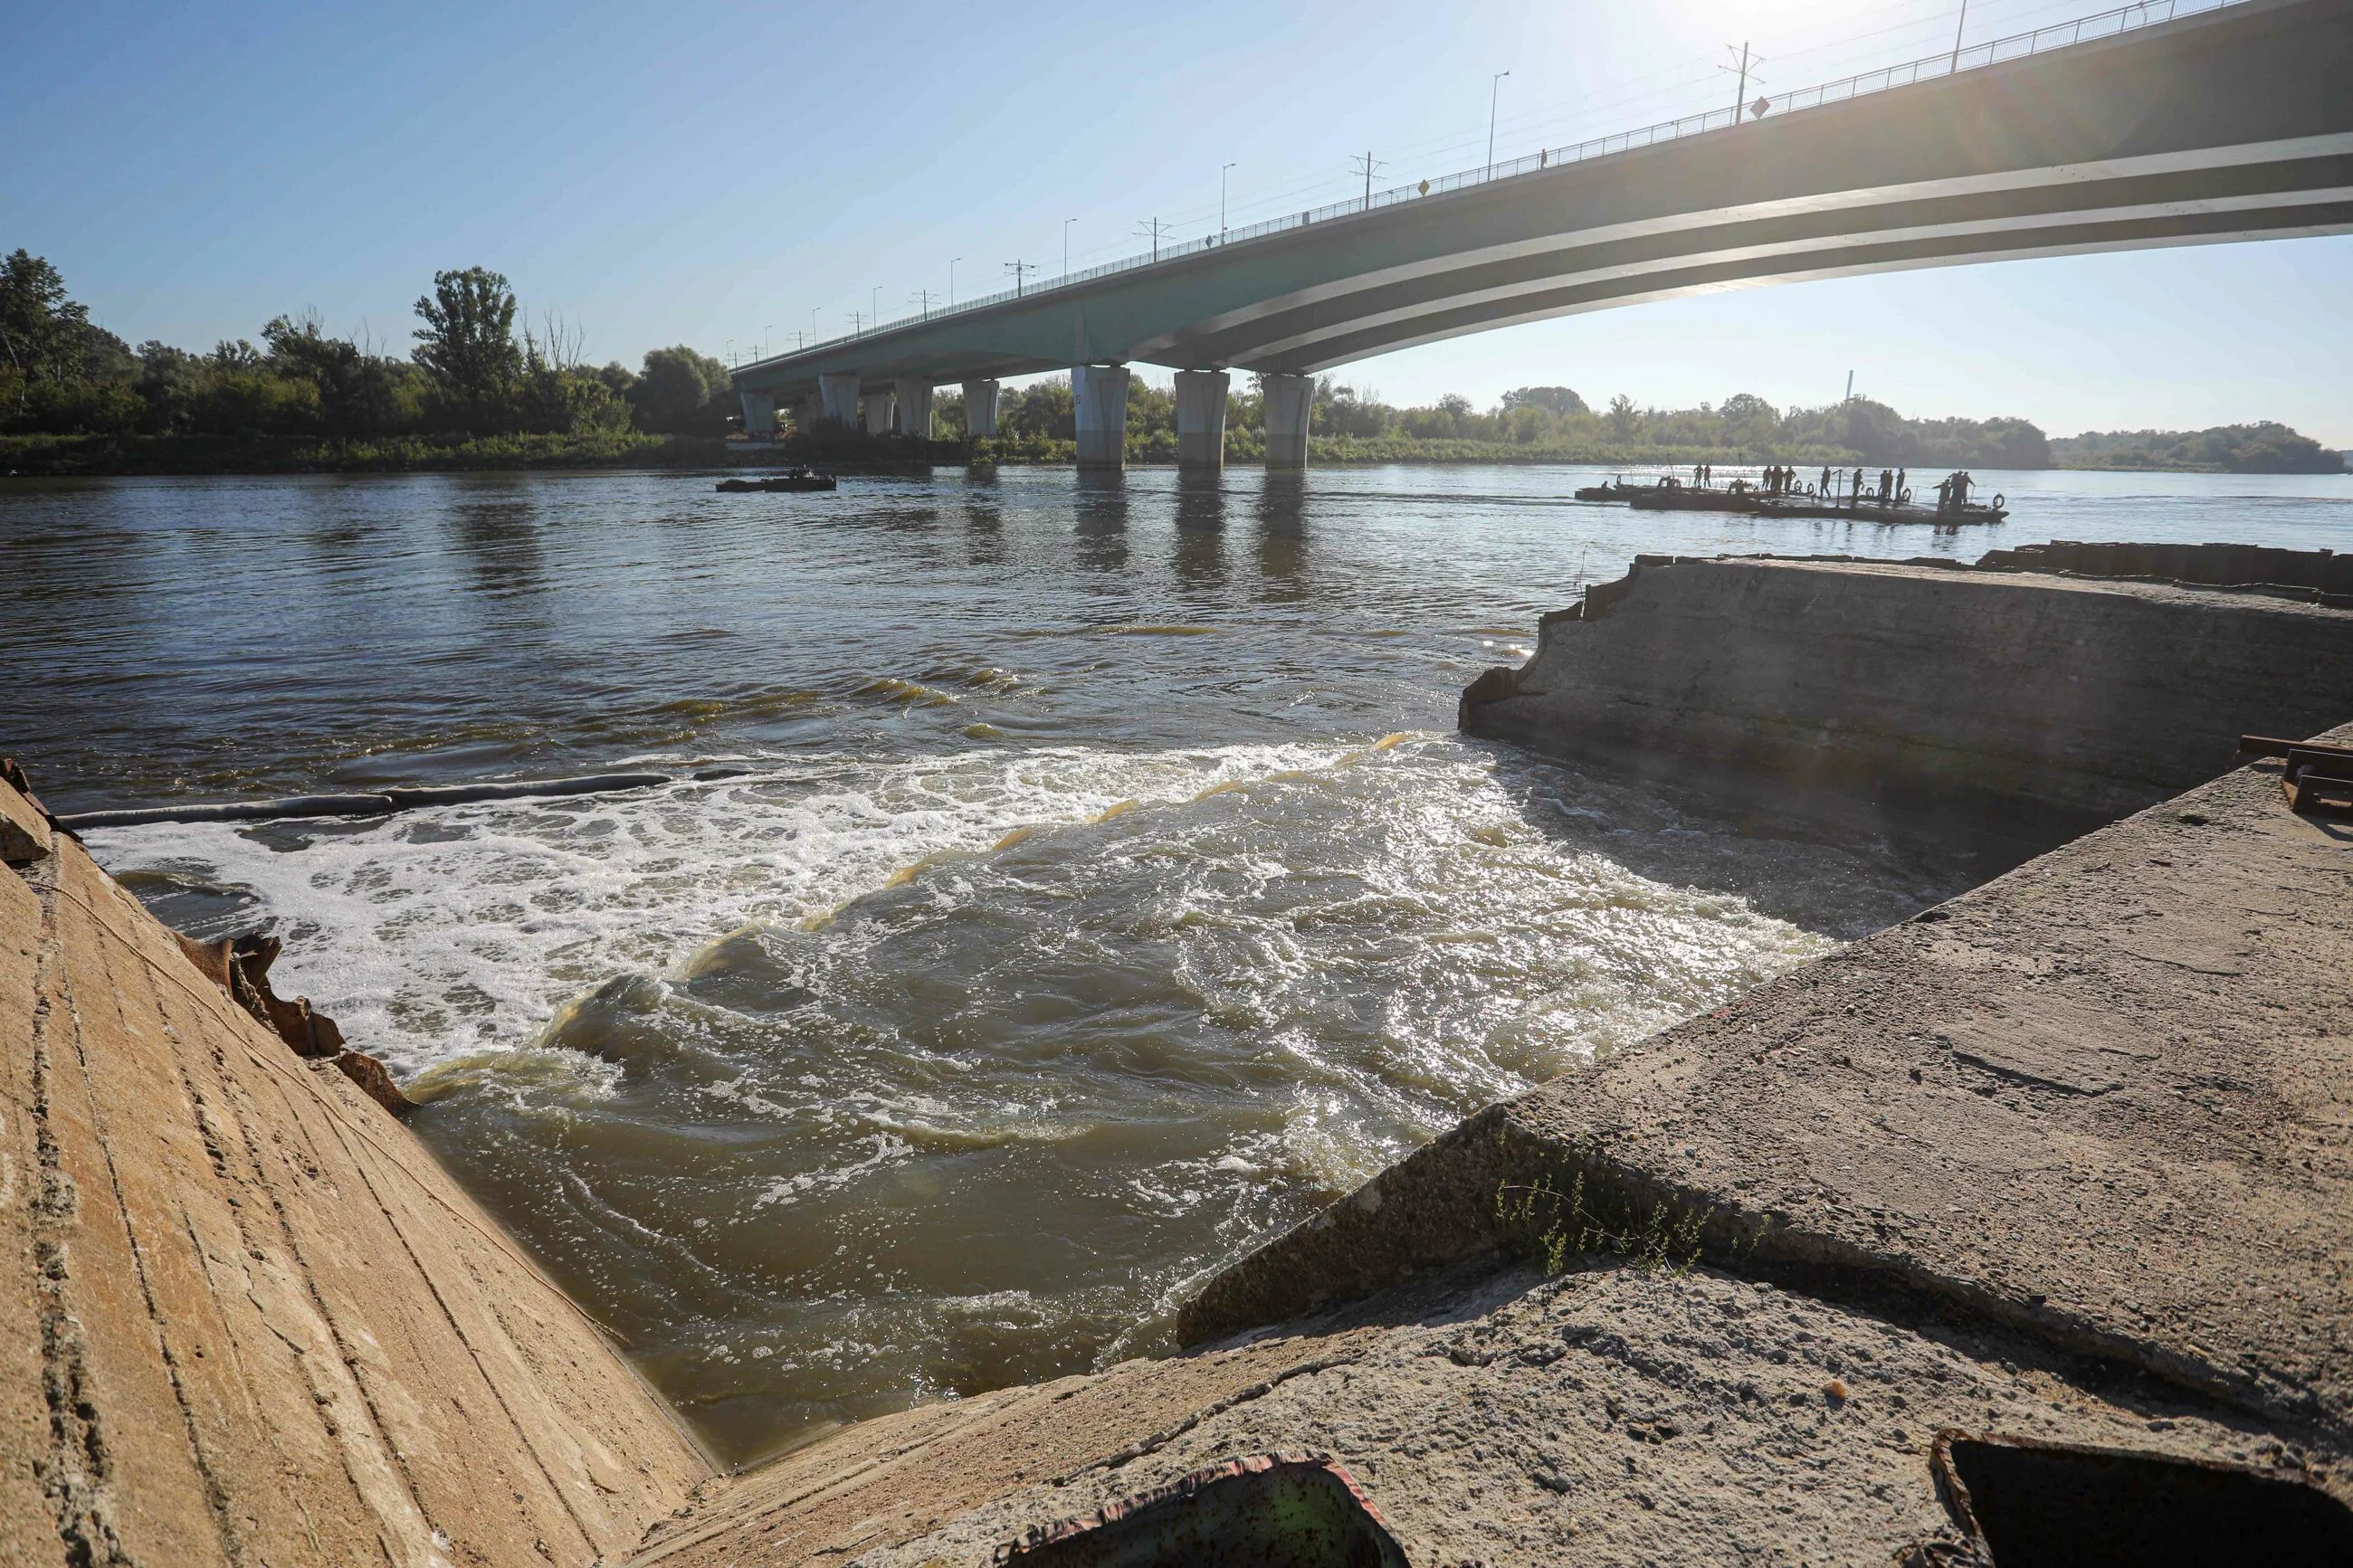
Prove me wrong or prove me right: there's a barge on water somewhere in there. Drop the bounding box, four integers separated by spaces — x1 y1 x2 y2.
1585 469 2007 526
717 467 836 493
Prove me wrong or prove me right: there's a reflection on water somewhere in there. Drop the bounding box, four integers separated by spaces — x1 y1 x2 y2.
8 461 2348 1464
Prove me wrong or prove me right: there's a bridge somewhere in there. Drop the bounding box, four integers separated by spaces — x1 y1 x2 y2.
730 0 2353 470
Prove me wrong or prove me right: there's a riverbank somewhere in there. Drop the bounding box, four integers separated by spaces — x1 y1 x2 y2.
13 428 2344 476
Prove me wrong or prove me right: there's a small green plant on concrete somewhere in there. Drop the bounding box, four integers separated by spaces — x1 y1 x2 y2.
1495 1165 1710 1275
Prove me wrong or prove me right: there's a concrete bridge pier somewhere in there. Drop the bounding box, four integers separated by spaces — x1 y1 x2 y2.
739 389 776 439
799 392 824 436
963 379 1001 438
860 387 894 437
1175 370 1229 471
819 373 861 429
893 380 932 438
1073 364 1130 470
1262 373 1313 470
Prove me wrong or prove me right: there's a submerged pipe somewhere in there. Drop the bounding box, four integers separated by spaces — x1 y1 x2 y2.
60 771 681 831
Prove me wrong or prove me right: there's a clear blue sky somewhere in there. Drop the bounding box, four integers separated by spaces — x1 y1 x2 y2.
5 0 2347 443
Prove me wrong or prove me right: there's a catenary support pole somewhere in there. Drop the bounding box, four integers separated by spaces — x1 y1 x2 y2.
1261 373 1313 470
963 379 1001 438
1174 370 1230 471
1072 364 1131 470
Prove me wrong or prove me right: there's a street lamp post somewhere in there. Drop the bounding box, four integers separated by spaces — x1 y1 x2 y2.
1221 162 1235 239
1063 218 1075 280
949 257 960 307
1488 69 1510 175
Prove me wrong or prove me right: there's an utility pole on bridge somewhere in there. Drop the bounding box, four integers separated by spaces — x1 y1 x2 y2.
1350 151 1386 212
1135 217 1168 263
1721 42 1771 122
1005 259 1037 298
1488 70 1510 174
910 288 938 321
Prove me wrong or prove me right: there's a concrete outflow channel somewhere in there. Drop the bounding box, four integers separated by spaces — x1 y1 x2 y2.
5 543 2353 1566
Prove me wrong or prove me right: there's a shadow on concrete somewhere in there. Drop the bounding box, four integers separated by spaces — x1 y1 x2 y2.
1466 734 2045 939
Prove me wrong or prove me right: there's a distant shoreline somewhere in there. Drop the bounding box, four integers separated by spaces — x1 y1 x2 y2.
4 431 2344 480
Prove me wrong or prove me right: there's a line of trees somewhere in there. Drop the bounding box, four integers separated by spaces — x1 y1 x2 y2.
1291 380 2056 467
0 251 739 444
2047 423 2343 474
929 376 2055 468
936 375 2335 471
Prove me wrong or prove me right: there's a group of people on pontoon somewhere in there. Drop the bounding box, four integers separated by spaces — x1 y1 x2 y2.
1681 462 1980 510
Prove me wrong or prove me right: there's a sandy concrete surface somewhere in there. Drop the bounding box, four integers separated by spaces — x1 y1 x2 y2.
630 1258 2332 1567
0 774 710 1568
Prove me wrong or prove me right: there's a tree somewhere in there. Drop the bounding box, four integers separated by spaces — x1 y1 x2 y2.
1502 385 1587 415
0 250 79 393
412 267 521 417
1605 394 1639 440
628 345 731 434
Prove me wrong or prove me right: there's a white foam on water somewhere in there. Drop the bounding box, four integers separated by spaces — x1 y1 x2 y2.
80 740 1358 1075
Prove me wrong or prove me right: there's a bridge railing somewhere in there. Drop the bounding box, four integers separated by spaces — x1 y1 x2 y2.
746 0 2239 375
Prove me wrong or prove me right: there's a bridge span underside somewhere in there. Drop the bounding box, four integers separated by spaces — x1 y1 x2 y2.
734 0 2353 467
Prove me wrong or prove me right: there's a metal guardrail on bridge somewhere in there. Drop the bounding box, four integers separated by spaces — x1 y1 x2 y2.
743 0 2247 373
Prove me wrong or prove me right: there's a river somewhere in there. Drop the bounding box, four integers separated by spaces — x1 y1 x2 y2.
5 461 2347 1462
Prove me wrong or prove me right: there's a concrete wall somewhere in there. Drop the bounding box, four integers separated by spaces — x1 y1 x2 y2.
1461 556 2353 844
1979 539 2353 597
0 775 710 1567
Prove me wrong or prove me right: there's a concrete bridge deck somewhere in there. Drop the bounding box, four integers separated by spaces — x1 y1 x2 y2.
731 0 2353 469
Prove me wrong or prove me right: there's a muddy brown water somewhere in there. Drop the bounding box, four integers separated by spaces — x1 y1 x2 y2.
5 461 2346 1463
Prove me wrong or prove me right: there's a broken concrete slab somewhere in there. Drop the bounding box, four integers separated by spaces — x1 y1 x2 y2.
625 1258 2350 1567
1183 727 2353 1451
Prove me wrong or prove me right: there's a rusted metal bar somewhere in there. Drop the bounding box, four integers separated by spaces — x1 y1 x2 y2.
2239 735 2353 762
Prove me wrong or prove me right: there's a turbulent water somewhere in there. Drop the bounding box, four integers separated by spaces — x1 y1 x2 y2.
6 461 2347 1462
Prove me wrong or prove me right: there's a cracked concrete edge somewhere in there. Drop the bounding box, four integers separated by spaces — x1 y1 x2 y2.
1176 745 2352 1442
